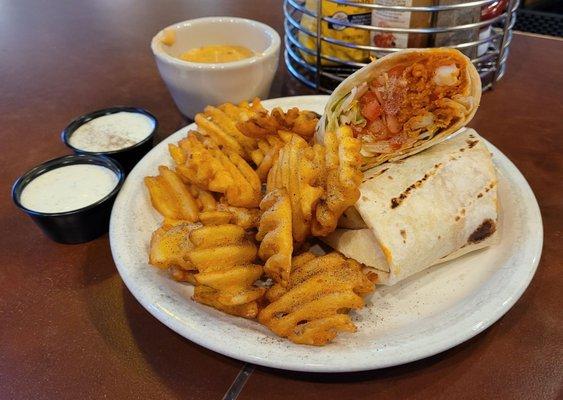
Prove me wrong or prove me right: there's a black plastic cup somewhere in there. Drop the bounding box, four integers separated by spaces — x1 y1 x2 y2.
12 154 125 244
61 106 157 173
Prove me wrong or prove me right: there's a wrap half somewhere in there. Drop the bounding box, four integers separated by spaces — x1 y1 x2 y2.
323 129 499 285
317 48 481 170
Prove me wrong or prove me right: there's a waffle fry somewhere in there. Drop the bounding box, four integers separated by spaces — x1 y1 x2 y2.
257 189 293 286
251 135 285 182
217 102 257 123
258 252 374 346
195 264 264 306
199 105 258 156
193 285 260 319
216 203 261 230
144 166 199 222
145 159 228 225
195 114 245 158
265 251 316 302
267 135 325 242
236 109 281 139
198 206 260 229
189 184 217 212
187 224 265 318
236 106 319 182
169 143 187 165
312 126 363 236
237 107 319 140
145 100 369 346
175 133 262 208
198 210 233 226
169 266 197 284
228 98 267 115
192 99 268 161
148 223 200 270
279 107 319 138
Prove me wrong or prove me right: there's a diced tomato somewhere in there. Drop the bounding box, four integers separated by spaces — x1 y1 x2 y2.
388 66 405 78
360 90 378 105
360 91 382 121
361 100 382 121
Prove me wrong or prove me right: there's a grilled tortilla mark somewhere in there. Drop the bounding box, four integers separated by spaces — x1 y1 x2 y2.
477 181 496 198
390 163 443 209
466 139 479 148
468 219 496 244
400 229 407 243
454 208 466 222
485 181 496 193
363 167 389 183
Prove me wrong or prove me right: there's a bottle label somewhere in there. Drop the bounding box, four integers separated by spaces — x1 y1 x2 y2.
328 11 372 30
371 0 413 51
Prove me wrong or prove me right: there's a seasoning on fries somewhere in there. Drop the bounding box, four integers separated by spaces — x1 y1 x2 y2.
312 126 363 236
189 224 265 319
258 252 374 346
145 98 367 346
257 188 293 286
267 134 325 243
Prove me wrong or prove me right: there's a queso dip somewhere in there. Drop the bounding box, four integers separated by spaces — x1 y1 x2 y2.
179 45 254 63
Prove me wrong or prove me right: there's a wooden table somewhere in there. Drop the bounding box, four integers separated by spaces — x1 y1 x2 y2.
1 1 562 399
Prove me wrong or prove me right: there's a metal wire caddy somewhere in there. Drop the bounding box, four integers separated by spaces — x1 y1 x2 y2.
284 0 519 93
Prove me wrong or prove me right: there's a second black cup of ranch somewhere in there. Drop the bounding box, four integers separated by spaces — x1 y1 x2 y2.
62 106 158 173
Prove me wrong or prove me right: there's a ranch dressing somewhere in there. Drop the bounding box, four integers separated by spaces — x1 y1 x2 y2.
20 164 119 213
69 112 154 152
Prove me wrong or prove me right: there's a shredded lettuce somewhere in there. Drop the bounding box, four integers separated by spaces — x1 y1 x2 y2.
336 84 368 129
340 101 365 128
327 84 368 132
331 95 346 114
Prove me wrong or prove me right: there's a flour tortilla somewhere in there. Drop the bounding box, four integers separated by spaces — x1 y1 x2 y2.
323 129 499 285
317 48 482 170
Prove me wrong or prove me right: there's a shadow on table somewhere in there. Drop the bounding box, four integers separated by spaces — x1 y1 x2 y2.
81 234 117 286
120 284 243 395
79 240 242 397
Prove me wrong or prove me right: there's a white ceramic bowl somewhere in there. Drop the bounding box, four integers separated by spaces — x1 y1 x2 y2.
151 17 280 118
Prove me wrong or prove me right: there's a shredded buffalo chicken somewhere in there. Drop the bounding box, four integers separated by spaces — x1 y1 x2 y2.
339 54 471 156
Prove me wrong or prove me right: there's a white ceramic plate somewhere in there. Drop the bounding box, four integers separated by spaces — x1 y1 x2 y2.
110 95 543 373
